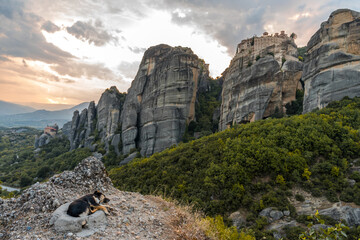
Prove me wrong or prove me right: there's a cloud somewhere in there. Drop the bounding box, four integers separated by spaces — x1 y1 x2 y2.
66 20 118 46
128 46 146 54
150 0 360 53
118 61 140 79
0 56 10 62
41 20 60 33
51 61 121 81
22 59 28 67
0 0 74 64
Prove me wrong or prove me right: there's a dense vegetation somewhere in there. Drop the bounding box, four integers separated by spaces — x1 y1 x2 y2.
110 97 360 239
184 78 222 141
0 128 91 188
285 89 304 116
297 46 307 61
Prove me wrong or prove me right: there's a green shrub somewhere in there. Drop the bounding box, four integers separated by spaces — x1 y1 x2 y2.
200 215 255 240
295 194 305 202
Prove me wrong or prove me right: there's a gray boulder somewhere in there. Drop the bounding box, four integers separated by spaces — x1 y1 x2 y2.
120 152 139 165
34 133 52 148
319 205 360 227
229 211 246 229
50 202 107 237
259 207 288 223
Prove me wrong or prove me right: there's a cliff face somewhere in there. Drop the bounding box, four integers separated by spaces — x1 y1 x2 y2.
121 44 209 156
219 33 303 130
303 9 360 113
63 45 210 157
64 87 126 152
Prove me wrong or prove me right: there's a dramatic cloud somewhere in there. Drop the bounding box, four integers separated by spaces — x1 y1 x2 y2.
66 20 118 46
118 61 140 79
0 0 74 64
0 0 126 105
41 20 60 33
51 61 120 81
0 56 9 62
128 46 146 54
2 0 360 106
151 0 360 53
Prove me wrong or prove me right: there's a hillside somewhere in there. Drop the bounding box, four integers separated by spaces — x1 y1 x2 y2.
0 100 35 116
0 102 89 129
0 155 253 240
110 97 360 239
0 127 92 189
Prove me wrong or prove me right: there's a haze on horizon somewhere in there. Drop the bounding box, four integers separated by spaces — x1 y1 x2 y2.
0 0 359 107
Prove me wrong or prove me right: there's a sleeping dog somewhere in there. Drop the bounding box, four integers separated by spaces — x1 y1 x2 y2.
67 191 111 217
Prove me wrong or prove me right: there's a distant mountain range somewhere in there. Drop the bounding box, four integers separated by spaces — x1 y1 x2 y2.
14 102 76 111
0 100 36 116
0 102 89 129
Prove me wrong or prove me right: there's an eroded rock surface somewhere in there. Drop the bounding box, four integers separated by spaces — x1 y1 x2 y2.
219 32 302 130
303 9 360 113
319 205 360 227
121 44 209 156
50 202 108 237
64 88 126 153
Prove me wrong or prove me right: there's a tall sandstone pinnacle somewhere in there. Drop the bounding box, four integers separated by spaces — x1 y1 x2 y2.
303 9 360 113
63 87 126 152
121 44 209 156
219 32 303 131
63 44 210 158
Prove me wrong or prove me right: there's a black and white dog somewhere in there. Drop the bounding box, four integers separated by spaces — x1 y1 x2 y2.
67 191 110 217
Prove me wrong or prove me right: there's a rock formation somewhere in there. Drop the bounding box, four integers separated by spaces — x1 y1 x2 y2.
62 45 213 158
303 9 360 113
121 44 209 156
219 31 303 130
34 124 59 148
64 87 126 152
34 133 52 148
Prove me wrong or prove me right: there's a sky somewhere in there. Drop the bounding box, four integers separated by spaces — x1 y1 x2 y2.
0 0 359 108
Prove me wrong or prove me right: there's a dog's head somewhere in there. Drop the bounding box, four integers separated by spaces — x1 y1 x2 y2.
93 191 110 204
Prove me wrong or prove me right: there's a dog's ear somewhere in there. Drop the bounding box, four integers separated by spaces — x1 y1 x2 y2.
93 191 101 197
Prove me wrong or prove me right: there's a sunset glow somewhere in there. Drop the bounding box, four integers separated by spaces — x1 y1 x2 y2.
0 0 359 108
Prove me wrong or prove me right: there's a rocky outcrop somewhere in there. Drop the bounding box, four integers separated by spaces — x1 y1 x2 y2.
50 202 107 237
319 205 360 227
0 153 207 239
303 9 360 113
64 88 126 152
259 207 291 223
121 44 209 156
34 133 52 148
62 45 213 158
96 87 124 144
219 32 303 130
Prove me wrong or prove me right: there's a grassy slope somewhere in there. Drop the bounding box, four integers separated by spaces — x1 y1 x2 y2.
110 97 360 218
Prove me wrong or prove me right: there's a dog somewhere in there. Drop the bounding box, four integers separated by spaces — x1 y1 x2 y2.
67 191 111 217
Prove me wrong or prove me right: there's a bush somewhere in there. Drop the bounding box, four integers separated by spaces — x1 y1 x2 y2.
200 216 255 240
295 194 305 202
